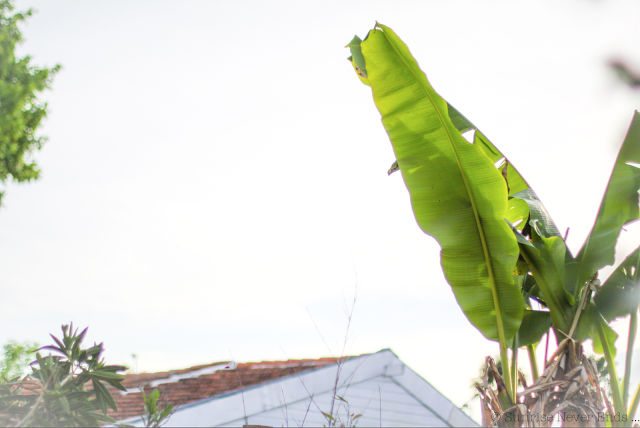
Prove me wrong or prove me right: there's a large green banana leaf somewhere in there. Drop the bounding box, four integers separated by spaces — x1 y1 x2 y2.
594 246 640 322
349 24 523 342
453 106 572 334
387 73 562 240
575 112 640 288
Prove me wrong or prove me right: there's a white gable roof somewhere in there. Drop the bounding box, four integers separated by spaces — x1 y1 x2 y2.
120 349 477 427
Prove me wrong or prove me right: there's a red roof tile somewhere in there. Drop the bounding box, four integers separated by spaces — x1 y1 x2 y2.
106 357 344 422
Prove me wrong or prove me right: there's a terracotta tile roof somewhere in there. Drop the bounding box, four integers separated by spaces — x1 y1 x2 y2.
106 357 344 422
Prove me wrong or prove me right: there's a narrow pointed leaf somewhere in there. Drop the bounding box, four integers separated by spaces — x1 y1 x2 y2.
594 246 640 322
105 378 127 392
49 334 65 352
38 345 63 355
353 24 523 341
577 112 640 287
101 364 128 372
83 410 115 424
93 378 118 412
91 369 124 381
58 396 70 415
92 379 108 415
147 389 159 414
160 405 174 421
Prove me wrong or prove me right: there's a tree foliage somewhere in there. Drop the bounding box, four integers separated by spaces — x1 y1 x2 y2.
0 0 59 204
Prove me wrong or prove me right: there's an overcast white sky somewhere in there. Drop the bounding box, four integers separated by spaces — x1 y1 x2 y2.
3 0 640 421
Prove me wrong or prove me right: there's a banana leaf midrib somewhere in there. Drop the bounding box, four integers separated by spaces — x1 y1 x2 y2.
379 24 509 346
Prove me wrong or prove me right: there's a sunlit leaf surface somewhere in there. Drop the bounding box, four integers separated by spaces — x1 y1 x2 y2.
350 24 523 342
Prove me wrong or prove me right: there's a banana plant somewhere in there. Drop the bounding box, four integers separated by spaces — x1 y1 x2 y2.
348 23 640 424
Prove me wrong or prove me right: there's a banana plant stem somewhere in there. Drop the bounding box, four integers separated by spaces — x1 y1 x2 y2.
499 344 514 406
519 249 570 339
597 321 625 418
527 344 539 380
543 331 550 367
628 381 640 422
623 311 637 408
511 342 518 400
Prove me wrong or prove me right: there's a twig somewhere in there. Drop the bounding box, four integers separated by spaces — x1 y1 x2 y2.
378 385 382 428
15 386 49 425
306 308 335 359
301 394 313 427
357 389 376 427
14 359 57 427
229 351 247 426
14 386 46 427
306 282 362 427
544 330 550 368
277 387 289 427
567 276 593 340
329 285 358 425
279 346 325 418
543 339 569 382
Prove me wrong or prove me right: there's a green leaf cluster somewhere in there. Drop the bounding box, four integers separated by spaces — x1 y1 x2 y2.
0 0 60 205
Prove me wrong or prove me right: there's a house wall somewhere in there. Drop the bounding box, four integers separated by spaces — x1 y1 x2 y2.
119 349 477 427
221 376 467 427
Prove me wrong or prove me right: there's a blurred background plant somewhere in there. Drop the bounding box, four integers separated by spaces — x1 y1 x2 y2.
0 324 127 426
139 388 175 428
0 324 176 427
0 341 39 381
0 0 59 205
610 60 640 90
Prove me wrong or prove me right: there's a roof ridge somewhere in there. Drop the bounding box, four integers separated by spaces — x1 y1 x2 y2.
124 354 363 380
